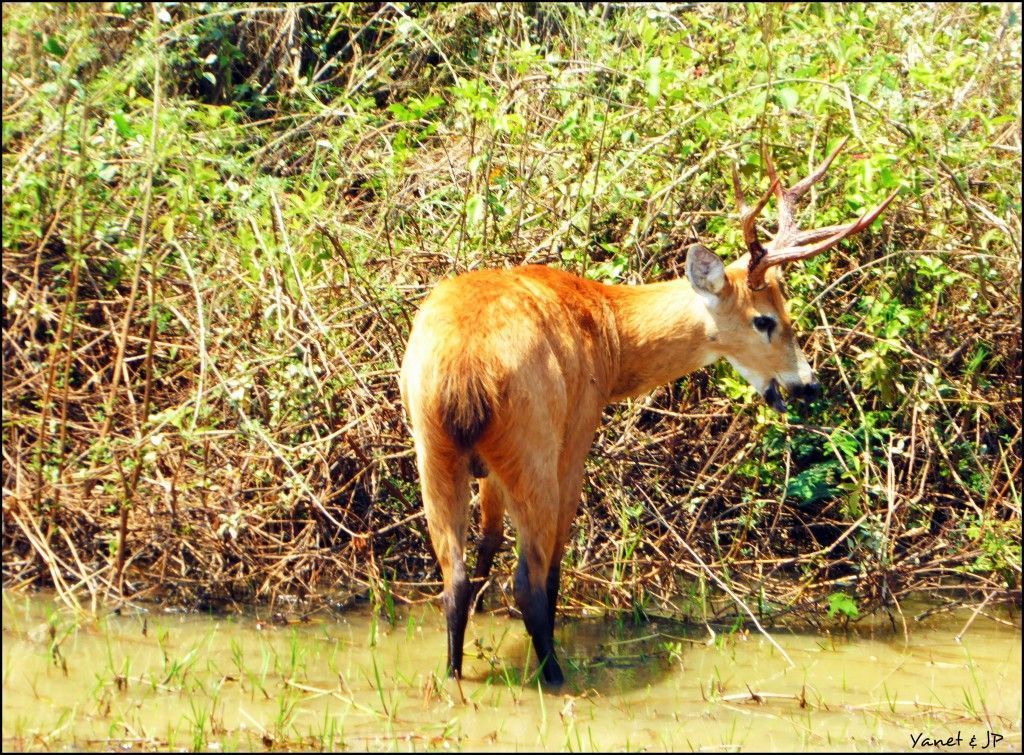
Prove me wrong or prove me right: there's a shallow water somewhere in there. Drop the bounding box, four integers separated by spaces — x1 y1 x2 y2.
2 590 1020 752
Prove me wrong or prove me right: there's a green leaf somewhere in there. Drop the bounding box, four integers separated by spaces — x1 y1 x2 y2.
785 462 841 504
418 94 444 113
42 37 65 57
829 429 860 461
388 102 413 121
827 592 859 619
646 57 661 101
778 87 799 110
465 194 485 228
112 111 136 138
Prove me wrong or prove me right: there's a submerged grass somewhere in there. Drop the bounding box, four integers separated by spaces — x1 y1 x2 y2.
1 3 1021 624
1 589 1020 752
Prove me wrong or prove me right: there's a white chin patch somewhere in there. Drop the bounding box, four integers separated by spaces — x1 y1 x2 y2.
726 357 768 395
778 354 814 387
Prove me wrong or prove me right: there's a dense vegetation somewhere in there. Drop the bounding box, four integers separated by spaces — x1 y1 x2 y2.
3 3 1020 625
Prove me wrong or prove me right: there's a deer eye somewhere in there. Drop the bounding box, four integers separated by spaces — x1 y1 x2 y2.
753 315 776 337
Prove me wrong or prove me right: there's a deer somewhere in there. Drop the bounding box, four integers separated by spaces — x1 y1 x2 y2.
399 137 897 686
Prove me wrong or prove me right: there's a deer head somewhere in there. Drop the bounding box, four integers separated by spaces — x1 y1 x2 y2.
687 138 898 411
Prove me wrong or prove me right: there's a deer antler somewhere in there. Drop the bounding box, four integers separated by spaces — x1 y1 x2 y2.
732 136 899 290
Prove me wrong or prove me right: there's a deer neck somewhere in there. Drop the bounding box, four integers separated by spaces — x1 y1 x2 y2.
605 279 718 402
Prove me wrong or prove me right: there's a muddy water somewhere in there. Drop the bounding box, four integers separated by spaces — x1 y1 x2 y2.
2 591 1020 752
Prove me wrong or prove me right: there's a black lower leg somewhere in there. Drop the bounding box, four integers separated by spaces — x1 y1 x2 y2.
545 562 561 637
515 557 564 686
471 530 503 610
444 558 471 678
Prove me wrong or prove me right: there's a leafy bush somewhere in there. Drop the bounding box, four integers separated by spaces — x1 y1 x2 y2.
2 3 1020 623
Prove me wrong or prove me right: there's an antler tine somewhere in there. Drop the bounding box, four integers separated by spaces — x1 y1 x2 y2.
783 222 863 247
746 136 897 291
762 149 797 241
731 162 778 252
730 162 748 216
763 150 784 199
788 135 850 201
747 188 899 288
765 136 851 246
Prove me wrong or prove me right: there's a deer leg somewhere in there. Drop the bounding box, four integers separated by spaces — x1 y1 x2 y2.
474 391 569 686
545 561 561 636
545 446 589 643
499 466 564 685
442 555 471 678
418 443 472 679
471 475 506 610
514 543 564 686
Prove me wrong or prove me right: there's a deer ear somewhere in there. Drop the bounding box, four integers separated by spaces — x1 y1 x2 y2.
686 244 726 297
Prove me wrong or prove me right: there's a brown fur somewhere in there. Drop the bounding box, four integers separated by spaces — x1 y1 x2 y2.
399 256 815 682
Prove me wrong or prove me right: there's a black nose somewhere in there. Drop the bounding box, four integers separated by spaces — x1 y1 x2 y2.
791 381 822 402
804 382 822 401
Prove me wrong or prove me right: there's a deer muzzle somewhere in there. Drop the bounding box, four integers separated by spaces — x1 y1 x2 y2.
764 378 822 412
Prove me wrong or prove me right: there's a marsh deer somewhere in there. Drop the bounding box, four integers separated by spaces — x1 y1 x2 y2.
399 138 897 686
